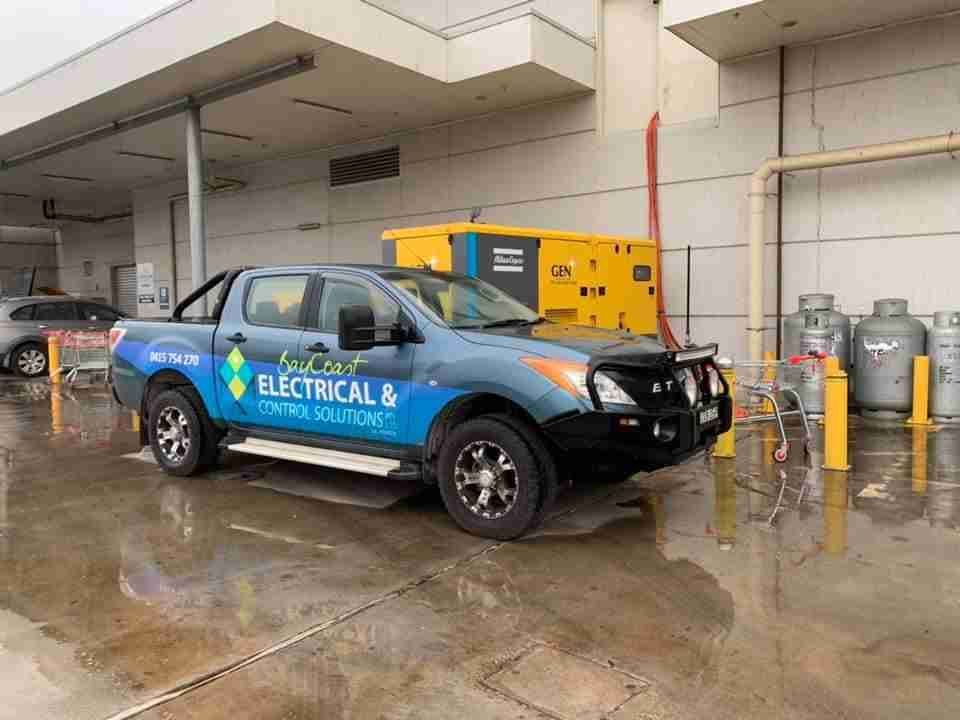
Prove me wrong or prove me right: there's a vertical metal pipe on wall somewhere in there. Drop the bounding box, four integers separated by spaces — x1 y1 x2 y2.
775 46 785 357
185 105 208 314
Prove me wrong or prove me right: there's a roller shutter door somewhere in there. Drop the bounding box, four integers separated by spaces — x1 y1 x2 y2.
113 265 138 318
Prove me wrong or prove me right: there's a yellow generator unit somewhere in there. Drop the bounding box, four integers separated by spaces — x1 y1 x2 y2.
382 223 658 335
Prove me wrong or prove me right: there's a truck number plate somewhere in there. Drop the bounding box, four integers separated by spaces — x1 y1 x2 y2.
699 405 719 425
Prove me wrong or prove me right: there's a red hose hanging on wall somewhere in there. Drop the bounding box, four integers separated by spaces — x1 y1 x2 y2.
646 112 682 349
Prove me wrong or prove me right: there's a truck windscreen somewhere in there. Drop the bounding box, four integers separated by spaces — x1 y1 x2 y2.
378 270 540 329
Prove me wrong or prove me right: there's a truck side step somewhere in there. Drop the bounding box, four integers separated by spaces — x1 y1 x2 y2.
227 437 403 478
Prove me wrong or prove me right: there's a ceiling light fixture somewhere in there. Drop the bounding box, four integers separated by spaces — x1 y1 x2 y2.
115 150 176 162
42 173 95 183
292 98 353 115
201 128 254 141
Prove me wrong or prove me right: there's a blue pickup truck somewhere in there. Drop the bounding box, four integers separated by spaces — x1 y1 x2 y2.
110 265 731 539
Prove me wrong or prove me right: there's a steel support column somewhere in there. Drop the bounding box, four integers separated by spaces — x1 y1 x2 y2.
185 105 208 314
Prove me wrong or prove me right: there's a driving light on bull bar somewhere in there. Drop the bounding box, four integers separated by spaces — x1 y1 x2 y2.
652 419 678 443
520 358 637 406
706 365 722 397
674 367 699 407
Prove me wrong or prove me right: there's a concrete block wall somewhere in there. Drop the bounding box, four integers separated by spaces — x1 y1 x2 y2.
55 219 135 303
130 10 960 361
0 226 58 296
658 12 960 360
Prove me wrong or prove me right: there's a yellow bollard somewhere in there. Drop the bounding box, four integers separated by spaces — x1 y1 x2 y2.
822 356 851 471
822 470 848 556
131 411 141 434
906 355 933 426
912 425 928 495
713 360 736 459
761 350 776 414
47 335 61 385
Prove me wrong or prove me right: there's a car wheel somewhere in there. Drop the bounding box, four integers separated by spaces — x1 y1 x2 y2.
437 415 555 540
13 343 47 378
148 388 218 476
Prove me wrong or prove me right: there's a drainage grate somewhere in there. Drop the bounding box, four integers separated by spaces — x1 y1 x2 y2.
329 146 400 187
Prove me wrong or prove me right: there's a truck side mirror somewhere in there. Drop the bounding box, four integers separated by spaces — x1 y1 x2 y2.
338 305 407 351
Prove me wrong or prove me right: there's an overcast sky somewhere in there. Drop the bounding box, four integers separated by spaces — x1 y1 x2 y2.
0 0 174 91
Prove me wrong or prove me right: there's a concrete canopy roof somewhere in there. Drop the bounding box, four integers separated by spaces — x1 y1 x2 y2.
664 0 960 61
0 0 594 212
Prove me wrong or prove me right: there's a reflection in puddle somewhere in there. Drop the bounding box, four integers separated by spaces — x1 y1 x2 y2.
822 471 848 556
912 426 928 496
0 446 12 559
714 461 737 549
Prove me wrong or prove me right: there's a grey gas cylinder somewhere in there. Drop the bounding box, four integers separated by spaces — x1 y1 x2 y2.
854 299 927 420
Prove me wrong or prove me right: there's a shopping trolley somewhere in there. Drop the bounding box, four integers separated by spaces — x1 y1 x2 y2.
50 331 111 385
735 353 825 463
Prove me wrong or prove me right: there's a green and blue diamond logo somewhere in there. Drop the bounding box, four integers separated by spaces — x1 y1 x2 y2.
219 346 255 400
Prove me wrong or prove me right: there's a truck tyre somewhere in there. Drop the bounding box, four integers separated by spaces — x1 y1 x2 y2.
148 388 219 476
437 415 556 540
12 343 48 378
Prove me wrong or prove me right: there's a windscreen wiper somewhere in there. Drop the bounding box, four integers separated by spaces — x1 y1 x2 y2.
480 317 547 329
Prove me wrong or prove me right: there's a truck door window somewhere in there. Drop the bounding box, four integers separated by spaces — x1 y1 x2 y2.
318 277 400 331
244 275 309 327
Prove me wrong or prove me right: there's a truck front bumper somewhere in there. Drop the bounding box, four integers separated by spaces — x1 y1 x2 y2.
542 396 733 470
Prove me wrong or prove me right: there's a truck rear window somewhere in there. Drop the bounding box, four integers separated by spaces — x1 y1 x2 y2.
245 275 309 327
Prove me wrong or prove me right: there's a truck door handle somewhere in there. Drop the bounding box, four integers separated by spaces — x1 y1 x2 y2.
305 342 329 354
226 333 247 344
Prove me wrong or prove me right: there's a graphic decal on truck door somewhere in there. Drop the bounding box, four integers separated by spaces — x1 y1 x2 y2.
219 347 255 401
214 345 433 443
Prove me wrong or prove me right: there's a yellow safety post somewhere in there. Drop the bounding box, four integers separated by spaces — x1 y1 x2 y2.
912 425 928 496
822 470 848 556
761 350 776 413
906 355 933 426
131 411 141 434
47 335 61 386
822 356 851 471
713 360 736 459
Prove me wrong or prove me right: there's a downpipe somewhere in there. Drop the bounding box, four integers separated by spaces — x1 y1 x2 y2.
748 131 960 360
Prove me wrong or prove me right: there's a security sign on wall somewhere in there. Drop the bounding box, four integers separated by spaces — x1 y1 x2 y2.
137 262 156 305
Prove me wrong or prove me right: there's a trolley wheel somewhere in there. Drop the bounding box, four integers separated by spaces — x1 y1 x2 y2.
773 444 789 464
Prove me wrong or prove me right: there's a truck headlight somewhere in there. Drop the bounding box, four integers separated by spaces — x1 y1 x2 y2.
521 358 637 406
594 371 636 405
674 367 699 407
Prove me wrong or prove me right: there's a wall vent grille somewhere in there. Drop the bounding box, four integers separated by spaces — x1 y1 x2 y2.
330 146 400 187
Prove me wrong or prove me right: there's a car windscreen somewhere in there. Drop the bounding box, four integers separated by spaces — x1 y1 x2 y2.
378 270 539 329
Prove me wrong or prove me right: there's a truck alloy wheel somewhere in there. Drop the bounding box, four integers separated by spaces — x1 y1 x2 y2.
155 406 193 465
147 388 219 476
454 440 519 520
437 415 553 540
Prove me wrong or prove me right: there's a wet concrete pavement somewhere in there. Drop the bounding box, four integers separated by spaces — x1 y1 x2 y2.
1 374 959 719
